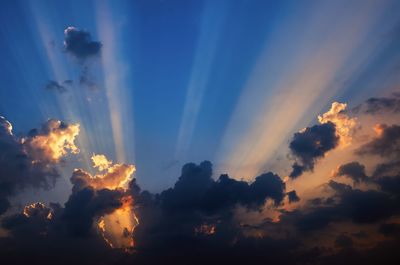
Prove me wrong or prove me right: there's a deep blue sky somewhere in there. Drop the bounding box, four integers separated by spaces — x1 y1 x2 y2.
1 0 400 202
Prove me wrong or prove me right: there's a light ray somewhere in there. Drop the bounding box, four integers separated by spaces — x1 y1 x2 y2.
216 0 394 180
96 0 136 163
174 1 226 160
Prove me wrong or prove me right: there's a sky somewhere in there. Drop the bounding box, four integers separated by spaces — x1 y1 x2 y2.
1 0 400 264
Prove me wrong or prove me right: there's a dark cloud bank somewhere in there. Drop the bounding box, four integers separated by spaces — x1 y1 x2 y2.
1 95 400 265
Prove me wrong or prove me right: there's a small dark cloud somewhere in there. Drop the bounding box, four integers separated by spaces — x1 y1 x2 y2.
356 124 400 158
352 94 400 115
63 27 101 90
335 162 368 183
45 80 68 93
289 122 339 178
64 27 101 62
373 160 400 177
287 190 300 203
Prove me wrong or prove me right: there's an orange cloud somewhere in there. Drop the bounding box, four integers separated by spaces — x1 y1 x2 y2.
72 154 135 191
318 102 357 147
91 153 112 171
23 119 80 162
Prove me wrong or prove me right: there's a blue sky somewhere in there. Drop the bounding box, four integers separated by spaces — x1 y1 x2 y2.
1 0 400 200
3 1 400 263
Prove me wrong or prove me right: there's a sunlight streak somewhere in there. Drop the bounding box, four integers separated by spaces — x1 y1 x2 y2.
216 0 391 179
174 1 226 160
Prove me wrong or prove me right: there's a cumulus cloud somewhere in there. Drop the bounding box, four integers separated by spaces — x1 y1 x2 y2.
71 154 135 191
287 190 300 203
318 102 357 146
352 93 400 115
0 116 79 215
357 124 400 158
63 187 125 237
2 95 400 264
334 161 368 183
64 27 101 62
62 27 101 90
289 122 339 178
282 180 399 233
23 119 80 163
159 161 286 213
91 153 112 171
288 102 358 179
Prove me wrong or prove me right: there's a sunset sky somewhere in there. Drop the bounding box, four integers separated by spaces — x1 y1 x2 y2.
1 0 400 264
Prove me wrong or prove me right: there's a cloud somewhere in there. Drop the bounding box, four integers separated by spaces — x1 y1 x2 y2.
64 27 102 62
352 93 400 115
71 154 135 191
2 96 400 264
63 187 125 237
63 27 101 90
288 102 358 179
159 161 286 213
44 80 73 93
0 116 79 215
91 153 112 171
356 124 400 158
318 102 357 146
289 122 339 178
22 119 80 163
287 190 300 203
334 161 368 183
284 180 399 232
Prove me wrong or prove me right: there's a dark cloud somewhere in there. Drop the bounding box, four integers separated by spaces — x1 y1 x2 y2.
287 190 300 203
64 27 101 62
128 161 291 262
373 160 400 177
335 161 368 183
284 180 400 232
375 175 400 195
45 80 67 93
357 124 400 158
63 27 101 90
2 157 400 265
44 80 73 93
289 122 339 178
0 161 295 265
0 116 66 215
62 187 124 236
159 161 286 213
352 94 400 115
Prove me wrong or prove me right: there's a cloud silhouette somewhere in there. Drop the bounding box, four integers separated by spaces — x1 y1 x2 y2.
289 122 339 178
64 27 101 62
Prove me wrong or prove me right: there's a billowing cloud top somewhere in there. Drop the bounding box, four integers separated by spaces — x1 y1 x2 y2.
23 119 80 163
0 116 79 215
